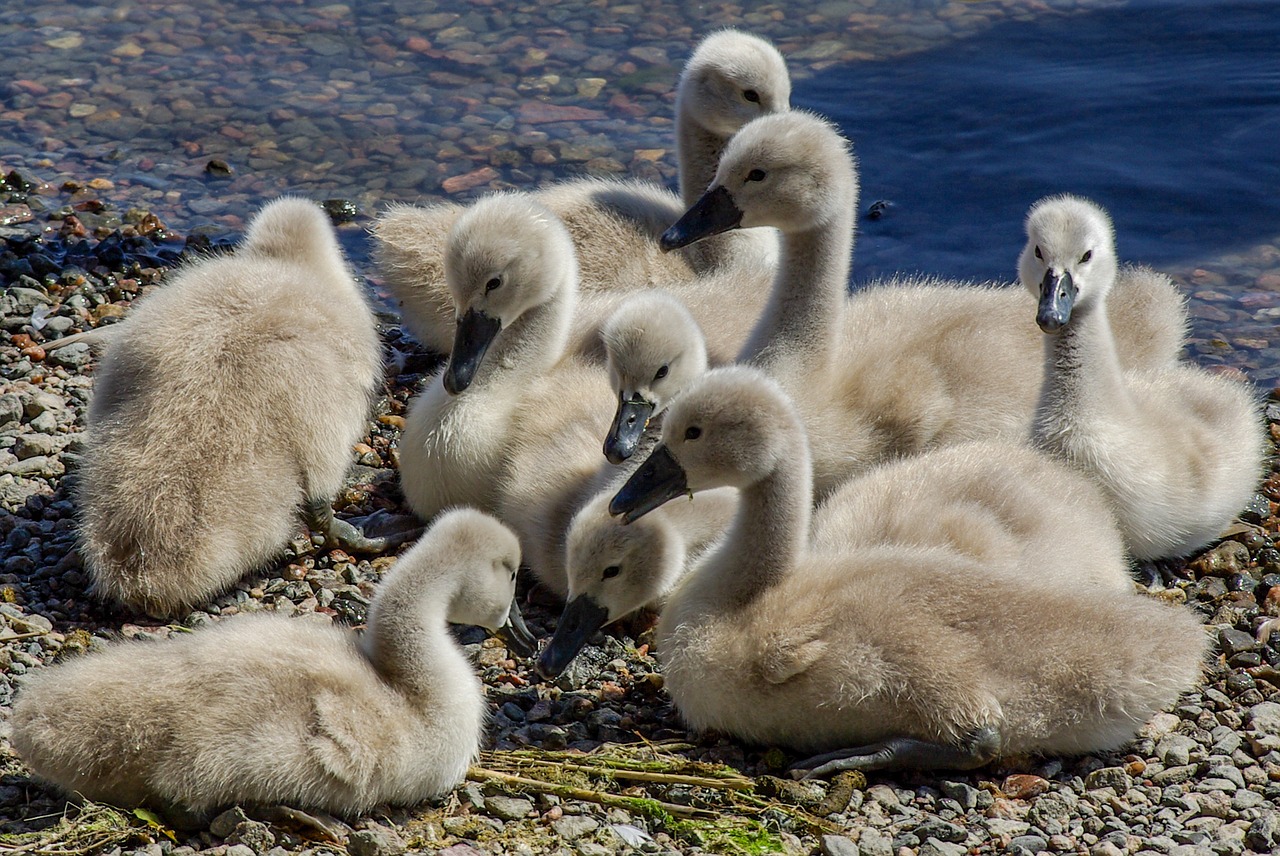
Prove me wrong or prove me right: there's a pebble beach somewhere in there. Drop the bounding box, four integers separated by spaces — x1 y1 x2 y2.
2 0 1280 855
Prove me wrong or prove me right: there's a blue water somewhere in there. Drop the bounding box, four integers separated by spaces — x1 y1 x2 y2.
802 0 1280 285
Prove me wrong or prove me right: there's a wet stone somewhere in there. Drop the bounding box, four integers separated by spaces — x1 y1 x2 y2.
1219 627 1260 657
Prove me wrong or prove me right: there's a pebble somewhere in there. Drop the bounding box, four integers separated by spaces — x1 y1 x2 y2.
552 816 600 841
485 795 534 820
347 826 406 856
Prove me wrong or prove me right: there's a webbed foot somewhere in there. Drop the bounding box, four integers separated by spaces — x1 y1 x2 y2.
303 498 419 553
1131 558 1191 589
789 725 1000 779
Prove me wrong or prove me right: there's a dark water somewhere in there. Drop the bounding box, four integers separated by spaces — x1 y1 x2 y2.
802 0 1280 285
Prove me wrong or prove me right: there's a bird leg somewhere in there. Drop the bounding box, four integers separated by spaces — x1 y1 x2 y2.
789 725 1000 779
1131 557 1191 589
302 497 411 553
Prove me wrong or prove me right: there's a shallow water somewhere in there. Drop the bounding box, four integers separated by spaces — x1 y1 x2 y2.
1 0 1277 381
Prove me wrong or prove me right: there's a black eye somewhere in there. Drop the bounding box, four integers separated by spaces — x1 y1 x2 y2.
601 565 620 580
654 365 669 381
743 89 760 104
485 276 502 293
685 426 702 441
1080 250 1092 263
746 169 766 183
1034 246 1042 260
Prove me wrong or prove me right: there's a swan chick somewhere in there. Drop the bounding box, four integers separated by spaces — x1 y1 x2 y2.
1022 195 1264 560
12 509 535 815
397 193 583 521
536 485 737 678
600 291 710 463
78 197 386 617
676 29 791 205
609 367 1206 775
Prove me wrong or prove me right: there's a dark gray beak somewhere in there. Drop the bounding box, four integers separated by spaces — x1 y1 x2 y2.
603 397 654 465
608 444 689 524
495 595 537 659
535 594 611 680
1036 270 1077 333
660 185 744 252
443 308 502 394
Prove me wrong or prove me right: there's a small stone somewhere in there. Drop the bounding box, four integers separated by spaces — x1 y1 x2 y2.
1157 734 1198 767
347 825 406 856
1246 812 1278 850
13 434 61 459
1152 765 1200 785
1219 627 1260 657
209 807 250 838
867 783 900 809
485 795 533 820
553 815 600 841
918 838 967 856
1248 701 1280 736
1003 773 1050 799
227 820 275 853
1009 834 1049 854
940 780 979 811
857 828 893 856
1085 766 1132 793
1192 541 1250 576
820 834 858 856
47 342 91 369
0 394 21 426
223 846 255 856
913 819 966 842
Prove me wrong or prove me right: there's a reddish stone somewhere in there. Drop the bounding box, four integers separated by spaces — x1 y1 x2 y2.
441 166 497 194
517 102 608 124
1001 773 1050 799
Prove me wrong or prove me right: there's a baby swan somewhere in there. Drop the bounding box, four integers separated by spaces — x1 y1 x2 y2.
11 509 536 816
535 485 738 678
601 291 710 463
675 28 792 206
78 197 385 617
610 367 1206 776
1022 195 1264 560
397 193 610 522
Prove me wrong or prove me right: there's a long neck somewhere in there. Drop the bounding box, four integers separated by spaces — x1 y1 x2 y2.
701 437 812 610
676 117 725 207
473 279 576 391
739 210 854 376
361 560 462 701
1035 295 1130 446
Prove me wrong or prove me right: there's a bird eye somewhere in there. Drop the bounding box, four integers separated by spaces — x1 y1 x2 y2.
1034 246 1042 260
654 365 669 381
1080 250 1092 263
746 169 766 183
485 276 502 293
743 89 760 104
602 565 620 580
685 426 702 440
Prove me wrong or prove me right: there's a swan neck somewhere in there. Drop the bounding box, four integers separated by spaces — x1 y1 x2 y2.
361 559 458 700
713 441 812 607
1036 296 1127 441
742 212 854 373
676 119 724 207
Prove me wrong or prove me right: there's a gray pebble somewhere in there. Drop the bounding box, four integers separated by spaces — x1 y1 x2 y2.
1157 734 1198 767
856 828 893 856
46 342 91 369
227 820 276 853
1009 834 1049 854
1247 701 1280 735
918 838 967 856
939 780 979 811
0 394 20 427
13 433 62 459
1086 766 1132 793
27 411 58 434
208 806 250 838
223 847 255 856
347 825 407 856
485 795 534 820
553 816 600 841
820 834 858 856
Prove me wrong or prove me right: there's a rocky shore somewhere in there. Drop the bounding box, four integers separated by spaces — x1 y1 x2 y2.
0 177 1278 856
